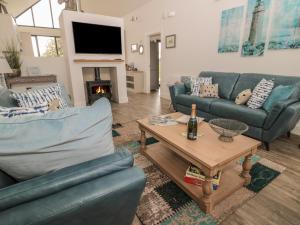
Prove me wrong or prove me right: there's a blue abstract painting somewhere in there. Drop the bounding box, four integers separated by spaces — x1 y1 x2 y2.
242 0 272 56
269 0 300 50
218 6 244 53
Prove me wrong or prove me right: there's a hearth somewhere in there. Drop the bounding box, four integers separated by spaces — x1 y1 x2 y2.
86 68 112 105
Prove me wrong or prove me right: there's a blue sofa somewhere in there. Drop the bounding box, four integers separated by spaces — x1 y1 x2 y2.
169 71 300 149
0 87 146 225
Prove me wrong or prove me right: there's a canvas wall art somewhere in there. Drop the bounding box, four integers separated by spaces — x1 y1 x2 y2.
242 0 272 56
269 0 300 50
218 6 244 53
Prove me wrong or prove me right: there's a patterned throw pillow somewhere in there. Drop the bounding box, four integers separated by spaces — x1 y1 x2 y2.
247 79 274 109
199 84 219 98
0 102 49 118
12 84 68 109
235 89 252 105
191 77 212 96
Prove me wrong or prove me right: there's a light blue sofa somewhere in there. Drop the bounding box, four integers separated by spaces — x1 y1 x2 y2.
0 87 146 225
169 71 300 150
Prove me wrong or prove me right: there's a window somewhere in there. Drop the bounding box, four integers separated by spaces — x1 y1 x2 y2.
15 0 65 28
31 36 63 57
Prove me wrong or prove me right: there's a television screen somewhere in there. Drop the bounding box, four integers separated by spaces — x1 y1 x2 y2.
72 22 122 54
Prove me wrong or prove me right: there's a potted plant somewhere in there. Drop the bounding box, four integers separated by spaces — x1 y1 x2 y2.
3 40 22 77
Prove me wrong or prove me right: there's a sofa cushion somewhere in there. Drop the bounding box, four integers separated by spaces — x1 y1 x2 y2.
231 73 300 100
263 85 296 112
0 98 115 180
0 87 18 108
175 94 218 113
210 99 267 127
247 79 274 109
12 83 69 109
199 71 240 99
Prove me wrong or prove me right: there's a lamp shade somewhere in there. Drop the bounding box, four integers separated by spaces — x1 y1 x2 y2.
0 55 13 73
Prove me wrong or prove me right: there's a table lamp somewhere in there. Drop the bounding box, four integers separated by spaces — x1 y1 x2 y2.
0 54 13 88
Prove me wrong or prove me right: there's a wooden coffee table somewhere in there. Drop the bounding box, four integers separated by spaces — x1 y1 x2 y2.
137 113 261 213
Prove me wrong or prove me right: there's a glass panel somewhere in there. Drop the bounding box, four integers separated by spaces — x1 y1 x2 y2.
16 9 34 26
37 36 57 57
55 38 63 56
51 0 65 28
32 0 53 28
31 36 39 57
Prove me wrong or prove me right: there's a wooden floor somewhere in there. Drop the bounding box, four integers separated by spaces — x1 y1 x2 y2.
113 91 300 225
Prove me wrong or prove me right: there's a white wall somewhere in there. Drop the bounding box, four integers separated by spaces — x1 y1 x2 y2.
21 56 70 93
124 0 300 98
124 0 300 134
0 14 18 51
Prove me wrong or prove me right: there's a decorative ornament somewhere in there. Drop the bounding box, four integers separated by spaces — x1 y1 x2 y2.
0 0 8 14
58 0 78 11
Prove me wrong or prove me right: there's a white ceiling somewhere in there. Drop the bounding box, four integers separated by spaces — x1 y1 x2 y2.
6 0 153 17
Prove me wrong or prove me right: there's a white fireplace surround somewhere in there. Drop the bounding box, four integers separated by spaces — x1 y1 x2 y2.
60 11 128 106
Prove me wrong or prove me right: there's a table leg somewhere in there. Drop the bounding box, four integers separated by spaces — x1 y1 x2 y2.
203 175 213 213
241 154 252 186
140 130 146 151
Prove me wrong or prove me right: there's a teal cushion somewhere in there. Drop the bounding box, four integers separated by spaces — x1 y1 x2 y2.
290 82 300 100
0 98 114 180
263 85 296 112
0 88 18 108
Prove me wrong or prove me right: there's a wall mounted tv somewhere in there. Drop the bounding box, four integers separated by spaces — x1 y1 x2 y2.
72 22 122 54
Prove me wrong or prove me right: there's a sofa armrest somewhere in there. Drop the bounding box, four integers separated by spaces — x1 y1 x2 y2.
0 150 133 212
264 98 298 130
263 102 300 142
0 167 146 225
169 83 187 111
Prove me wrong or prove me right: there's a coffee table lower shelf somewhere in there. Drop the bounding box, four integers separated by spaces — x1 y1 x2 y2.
142 142 245 213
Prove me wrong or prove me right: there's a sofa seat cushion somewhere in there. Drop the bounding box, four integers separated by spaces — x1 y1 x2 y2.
210 99 267 127
175 94 219 113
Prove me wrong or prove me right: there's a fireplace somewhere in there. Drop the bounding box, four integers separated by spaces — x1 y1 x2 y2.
86 68 112 105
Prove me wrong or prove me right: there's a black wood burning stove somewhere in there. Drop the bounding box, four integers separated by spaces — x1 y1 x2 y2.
86 68 112 105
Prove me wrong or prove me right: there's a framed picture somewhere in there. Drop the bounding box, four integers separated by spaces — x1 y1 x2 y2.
131 44 138 52
139 45 144 55
166 34 176 48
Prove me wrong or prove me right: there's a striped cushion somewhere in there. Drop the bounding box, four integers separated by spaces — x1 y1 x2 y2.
191 77 212 96
12 84 67 109
247 79 274 109
0 102 49 118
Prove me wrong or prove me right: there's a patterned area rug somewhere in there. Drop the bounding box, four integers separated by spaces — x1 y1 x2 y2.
113 122 286 225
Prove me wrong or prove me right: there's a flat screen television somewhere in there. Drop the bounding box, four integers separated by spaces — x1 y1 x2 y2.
72 22 122 54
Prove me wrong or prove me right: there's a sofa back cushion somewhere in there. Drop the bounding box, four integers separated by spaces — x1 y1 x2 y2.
199 71 240 99
0 98 115 180
231 73 300 100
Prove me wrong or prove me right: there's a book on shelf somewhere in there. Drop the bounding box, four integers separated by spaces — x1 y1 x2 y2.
184 165 222 190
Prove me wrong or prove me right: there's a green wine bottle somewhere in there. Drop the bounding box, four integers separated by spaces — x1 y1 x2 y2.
187 104 198 140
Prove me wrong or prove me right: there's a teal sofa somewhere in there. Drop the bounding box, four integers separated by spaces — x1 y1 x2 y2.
169 71 300 150
0 87 146 225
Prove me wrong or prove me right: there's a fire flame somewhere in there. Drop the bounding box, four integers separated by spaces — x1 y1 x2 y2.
96 86 105 94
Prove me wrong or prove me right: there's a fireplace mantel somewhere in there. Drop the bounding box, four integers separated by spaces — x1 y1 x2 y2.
73 59 125 63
